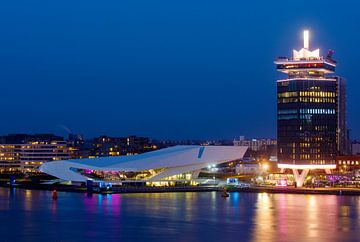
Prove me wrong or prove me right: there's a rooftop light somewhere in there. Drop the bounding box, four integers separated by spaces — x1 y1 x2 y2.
303 30 309 49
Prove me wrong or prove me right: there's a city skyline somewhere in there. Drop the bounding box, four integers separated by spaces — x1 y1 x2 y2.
2 2 360 242
1 0 360 140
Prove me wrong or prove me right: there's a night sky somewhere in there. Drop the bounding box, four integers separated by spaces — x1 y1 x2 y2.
0 0 359 140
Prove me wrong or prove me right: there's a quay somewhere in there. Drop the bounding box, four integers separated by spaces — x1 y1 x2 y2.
0 182 221 194
230 186 360 196
2 181 360 196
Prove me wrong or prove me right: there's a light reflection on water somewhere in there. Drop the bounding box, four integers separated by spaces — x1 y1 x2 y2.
0 188 360 242
251 193 359 242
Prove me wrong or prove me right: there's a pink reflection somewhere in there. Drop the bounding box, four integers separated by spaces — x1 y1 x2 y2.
109 194 121 213
83 193 122 239
83 193 122 217
277 194 288 235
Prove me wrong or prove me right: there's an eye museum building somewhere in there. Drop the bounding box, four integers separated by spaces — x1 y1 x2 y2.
40 145 247 186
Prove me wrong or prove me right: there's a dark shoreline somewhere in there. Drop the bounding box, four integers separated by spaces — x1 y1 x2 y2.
2 183 360 196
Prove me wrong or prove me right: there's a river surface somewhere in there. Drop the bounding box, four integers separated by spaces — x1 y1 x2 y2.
0 188 360 242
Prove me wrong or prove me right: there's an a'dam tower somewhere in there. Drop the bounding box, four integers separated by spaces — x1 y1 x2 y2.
275 30 348 187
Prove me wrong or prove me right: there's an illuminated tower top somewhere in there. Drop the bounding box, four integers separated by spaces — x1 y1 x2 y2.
292 30 320 60
275 30 336 77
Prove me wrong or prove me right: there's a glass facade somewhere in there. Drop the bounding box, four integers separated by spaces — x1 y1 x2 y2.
277 79 338 165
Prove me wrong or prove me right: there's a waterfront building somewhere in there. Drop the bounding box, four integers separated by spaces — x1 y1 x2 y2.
336 155 360 173
40 145 247 185
0 134 70 173
20 140 70 172
0 144 20 172
275 30 349 187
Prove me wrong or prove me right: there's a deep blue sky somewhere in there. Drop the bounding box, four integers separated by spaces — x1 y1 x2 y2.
0 0 359 140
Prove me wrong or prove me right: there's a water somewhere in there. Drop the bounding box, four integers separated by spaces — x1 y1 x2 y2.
0 188 360 242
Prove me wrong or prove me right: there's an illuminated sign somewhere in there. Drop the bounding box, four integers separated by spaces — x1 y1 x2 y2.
226 178 238 185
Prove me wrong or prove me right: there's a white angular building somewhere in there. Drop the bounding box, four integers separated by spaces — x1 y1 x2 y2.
40 145 247 185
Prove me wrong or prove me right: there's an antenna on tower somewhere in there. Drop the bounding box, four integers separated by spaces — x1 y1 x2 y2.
303 30 309 49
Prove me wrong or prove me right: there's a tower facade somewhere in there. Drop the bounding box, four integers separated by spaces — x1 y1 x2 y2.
274 30 348 187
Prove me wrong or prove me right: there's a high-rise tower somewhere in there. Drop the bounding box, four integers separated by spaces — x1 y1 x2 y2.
274 30 348 187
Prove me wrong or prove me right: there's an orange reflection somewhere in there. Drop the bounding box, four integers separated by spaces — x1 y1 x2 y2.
251 194 352 242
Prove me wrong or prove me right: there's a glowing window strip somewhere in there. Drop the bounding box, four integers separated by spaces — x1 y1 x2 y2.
278 164 336 169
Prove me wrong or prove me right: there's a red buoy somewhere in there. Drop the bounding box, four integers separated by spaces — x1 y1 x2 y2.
52 190 57 200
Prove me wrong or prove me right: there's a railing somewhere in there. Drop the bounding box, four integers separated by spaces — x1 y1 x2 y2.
275 56 336 64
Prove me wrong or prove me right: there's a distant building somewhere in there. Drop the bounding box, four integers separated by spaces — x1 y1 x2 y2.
154 139 233 147
67 134 90 159
233 136 277 151
92 135 157 157
235 163 261 175
68 133 85 146
0 134 70 173
352 141 360 155
234 137 277 170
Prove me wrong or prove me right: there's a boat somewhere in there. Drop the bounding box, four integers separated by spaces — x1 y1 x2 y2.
221 189 230 198
221 192 229 198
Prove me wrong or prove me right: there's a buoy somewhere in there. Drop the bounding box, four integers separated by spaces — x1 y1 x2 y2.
52 190 57 200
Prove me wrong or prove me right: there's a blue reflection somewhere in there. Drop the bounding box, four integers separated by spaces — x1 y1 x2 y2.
97 194 103 206
232 192 239 203
9 187 16 199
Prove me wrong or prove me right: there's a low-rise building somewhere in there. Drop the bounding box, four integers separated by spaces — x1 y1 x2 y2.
20 140 70 172
336 155 360 173
0 134 70 173
0 144 20 172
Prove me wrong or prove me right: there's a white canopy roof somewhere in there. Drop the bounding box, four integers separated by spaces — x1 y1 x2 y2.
40 145 248 182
